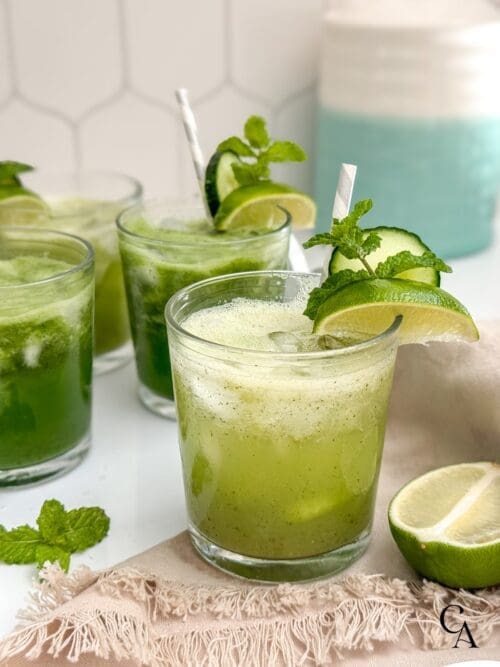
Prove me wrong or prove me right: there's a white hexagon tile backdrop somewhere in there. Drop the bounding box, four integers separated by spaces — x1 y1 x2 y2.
0 0 324 198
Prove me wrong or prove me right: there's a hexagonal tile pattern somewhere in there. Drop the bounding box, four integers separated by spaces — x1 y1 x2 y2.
80 92 178 198
125 0 225 107
10 0 122 119
230 0 323 105
273 88 316 195
0 99 75 169
0 2 12 104
177 87 270 195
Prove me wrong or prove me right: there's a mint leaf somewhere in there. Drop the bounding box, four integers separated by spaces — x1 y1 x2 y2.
63 507 110 552
217 137 254 158
0 161 34 186
264 140 306 163
37 499 67 546
376 250 452 279
304 269 371 320
0 500 110 570
212 115 308 192
36 544 70 572
232 162 259 186
304 200 378 261
244 115 270 149
0 525 42 564
303 232 336 249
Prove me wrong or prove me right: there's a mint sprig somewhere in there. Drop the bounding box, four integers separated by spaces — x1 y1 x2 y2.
303 198 452 320
217 115 306 187
0 500 110 571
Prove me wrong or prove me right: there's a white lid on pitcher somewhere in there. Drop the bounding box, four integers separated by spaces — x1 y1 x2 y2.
320 0 500 117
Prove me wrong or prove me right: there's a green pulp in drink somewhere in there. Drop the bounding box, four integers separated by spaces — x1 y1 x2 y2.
0 256 93 472
172 292 396 560
46 197 129 356
119 218 290 401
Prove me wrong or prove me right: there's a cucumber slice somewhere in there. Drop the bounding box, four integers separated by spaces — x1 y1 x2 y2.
329 226 440 286
204 150 241 216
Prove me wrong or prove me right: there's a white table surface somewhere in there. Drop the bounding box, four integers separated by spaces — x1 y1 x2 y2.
1 236 499 639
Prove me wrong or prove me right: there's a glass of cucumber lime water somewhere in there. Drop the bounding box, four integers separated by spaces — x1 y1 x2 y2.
0 227 94 487
118 201 291 419
166 271 400 581
21 169 142 374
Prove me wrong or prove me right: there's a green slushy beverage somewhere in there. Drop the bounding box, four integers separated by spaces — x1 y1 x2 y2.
118 203 290 418
22 170 142 374
0 228 94 486
166 272 400 581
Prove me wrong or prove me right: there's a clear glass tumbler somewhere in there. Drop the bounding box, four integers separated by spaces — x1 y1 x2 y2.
118 201 291 419
0 227 94 486
22 170 142 374
166 271 400 582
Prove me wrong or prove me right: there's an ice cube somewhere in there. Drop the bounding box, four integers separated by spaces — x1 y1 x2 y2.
268 331 303 352
269 330 370 352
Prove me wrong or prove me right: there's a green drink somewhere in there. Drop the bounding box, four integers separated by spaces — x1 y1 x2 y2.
22 170 142 374
166 272 400 581
118 202 291 418
0 228 94 487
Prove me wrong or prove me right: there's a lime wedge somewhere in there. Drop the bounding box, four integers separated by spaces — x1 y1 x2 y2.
389 462 500 588
313 278 479 344
0 191 50 226
213 182 316 232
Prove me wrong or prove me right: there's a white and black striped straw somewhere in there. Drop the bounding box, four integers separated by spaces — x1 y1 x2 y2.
321 163 358 279
175 88 212 220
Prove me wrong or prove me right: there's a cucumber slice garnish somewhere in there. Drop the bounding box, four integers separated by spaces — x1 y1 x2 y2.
329 226 440 286
204 150 241 216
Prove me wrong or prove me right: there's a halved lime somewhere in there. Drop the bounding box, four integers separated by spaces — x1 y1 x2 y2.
329 226 440 286
389 462 500 589
204 150 241 216
213 182 316 232
313 278 479 344
0 191 50 225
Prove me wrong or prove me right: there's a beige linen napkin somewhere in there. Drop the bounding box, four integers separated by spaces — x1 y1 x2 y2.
1 324 499 666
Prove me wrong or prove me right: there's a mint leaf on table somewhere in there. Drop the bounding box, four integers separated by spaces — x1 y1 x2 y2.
216 115 307 187
376 250 452 279
0 500 110 572
0 525 42 564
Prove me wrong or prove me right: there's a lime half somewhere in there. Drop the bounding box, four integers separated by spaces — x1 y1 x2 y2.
213 182 316 232
389 462 500 589
0 191 50 226
313 278 479 344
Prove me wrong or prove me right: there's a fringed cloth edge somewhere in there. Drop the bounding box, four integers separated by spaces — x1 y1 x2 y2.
0 563 498 666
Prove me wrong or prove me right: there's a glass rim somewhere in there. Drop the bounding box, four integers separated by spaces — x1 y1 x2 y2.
165 269 402 361
0 226 94 290
25 169 143 219
117 199 292 248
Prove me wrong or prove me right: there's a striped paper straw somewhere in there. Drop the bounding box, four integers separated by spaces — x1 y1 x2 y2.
175 88 212 219
321 163 358 279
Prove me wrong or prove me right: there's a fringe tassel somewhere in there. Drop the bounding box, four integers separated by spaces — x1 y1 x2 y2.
0 564 498 665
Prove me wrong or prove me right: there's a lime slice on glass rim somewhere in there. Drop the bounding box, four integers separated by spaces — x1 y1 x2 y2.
213 181 316 233
389 462 500 589
0 188 50 225
313 278 479 344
